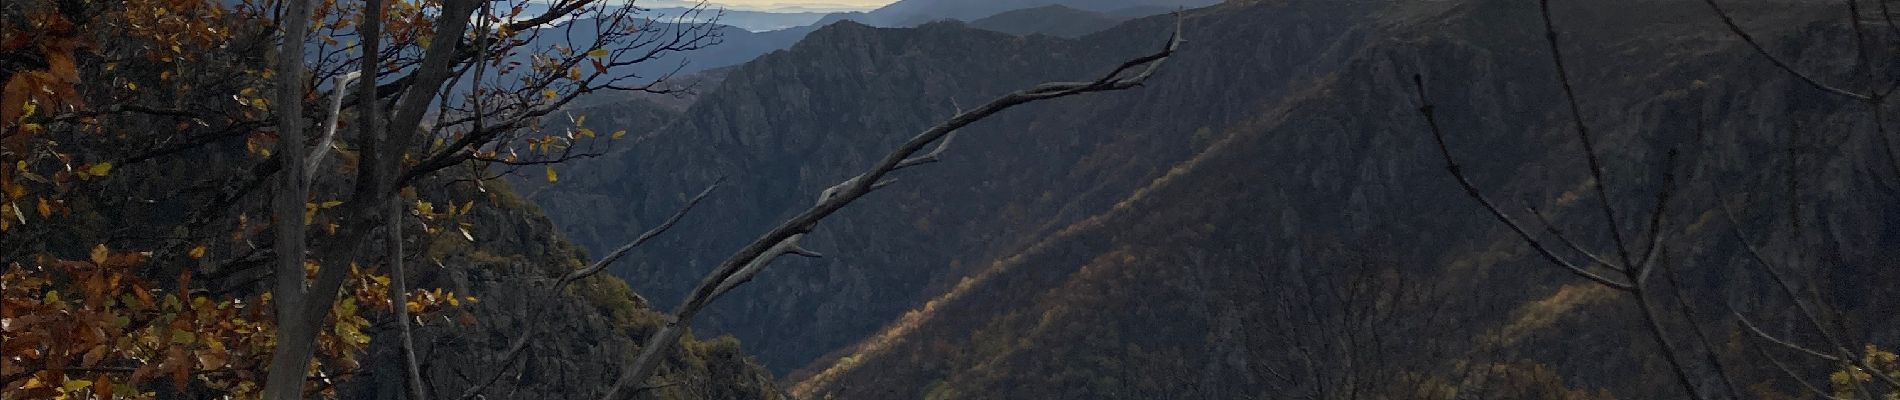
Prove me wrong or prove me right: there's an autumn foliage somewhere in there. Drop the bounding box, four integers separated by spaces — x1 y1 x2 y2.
0 0 490 397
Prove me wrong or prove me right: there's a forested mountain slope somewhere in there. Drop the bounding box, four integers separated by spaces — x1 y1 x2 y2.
532 1 1374 374
789 0 1900 398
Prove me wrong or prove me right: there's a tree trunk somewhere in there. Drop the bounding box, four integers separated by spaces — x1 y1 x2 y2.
261 0 316 396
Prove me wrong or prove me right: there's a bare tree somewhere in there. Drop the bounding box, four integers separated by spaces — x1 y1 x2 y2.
1415 0 1900 398
252 0 725 397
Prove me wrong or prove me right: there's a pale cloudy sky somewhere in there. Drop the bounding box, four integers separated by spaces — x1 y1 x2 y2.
638 0 898 11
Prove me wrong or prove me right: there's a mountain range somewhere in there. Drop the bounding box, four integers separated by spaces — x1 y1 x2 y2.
522 0 1900 398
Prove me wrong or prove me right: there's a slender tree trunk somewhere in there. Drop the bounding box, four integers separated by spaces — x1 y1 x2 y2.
261 0 316 396
357 0 427 396
388 203 427 399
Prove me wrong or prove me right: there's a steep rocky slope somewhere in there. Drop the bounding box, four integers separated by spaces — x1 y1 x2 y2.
530 1 1372 374
530 0 1900 397
341 177 787 399
790 0 1900 398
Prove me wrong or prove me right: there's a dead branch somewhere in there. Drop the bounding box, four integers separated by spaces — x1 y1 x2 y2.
597 14 1189 400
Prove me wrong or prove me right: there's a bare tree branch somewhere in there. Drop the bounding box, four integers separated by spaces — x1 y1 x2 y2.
1540 0 1639 271
1524 201 1622 270
1662 261 1744 400
454 181 720 400
1698 0 1874 101
1719 200 1900 390
599 15 1189 400
1756 345 1853 400
307 71 362 181
1733 310 1843 362
1410 75 1635 291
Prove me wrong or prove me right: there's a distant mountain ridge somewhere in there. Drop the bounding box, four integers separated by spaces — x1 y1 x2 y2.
529 1 1348 374
525 0 1900 398
648 6 832 31
968 5 1127 38
838 0 1221 26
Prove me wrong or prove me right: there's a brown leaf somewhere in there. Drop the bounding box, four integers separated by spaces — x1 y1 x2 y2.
92 375 112 400
100 251 149 269
45 52 78 83
79 344 105 368
166 345 188 388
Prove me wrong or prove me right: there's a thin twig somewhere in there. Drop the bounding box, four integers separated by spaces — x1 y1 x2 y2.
1699 0 1874 101
1411 75 1634 291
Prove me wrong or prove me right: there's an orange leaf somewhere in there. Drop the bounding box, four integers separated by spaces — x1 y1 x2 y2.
79 344 105 368
92 375 111 400
101 252 148 269
89 244 108 265
45 52 78 83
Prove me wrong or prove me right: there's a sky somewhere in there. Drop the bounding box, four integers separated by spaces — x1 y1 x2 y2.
639 0 898 11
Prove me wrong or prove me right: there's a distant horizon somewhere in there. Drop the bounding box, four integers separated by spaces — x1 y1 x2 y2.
634 0 897 12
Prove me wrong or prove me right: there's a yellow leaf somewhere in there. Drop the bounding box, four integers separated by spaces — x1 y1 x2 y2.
612 130 628 139
545 166 558 183
319 200 343 209
61 379 91 393
542 89 557 100
575 115 587 126
91 244 109 264
577 128 596 138
86 162 113 177
188 245 207 260
35 197 50 217
568 66 581 81
587 48 609 59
